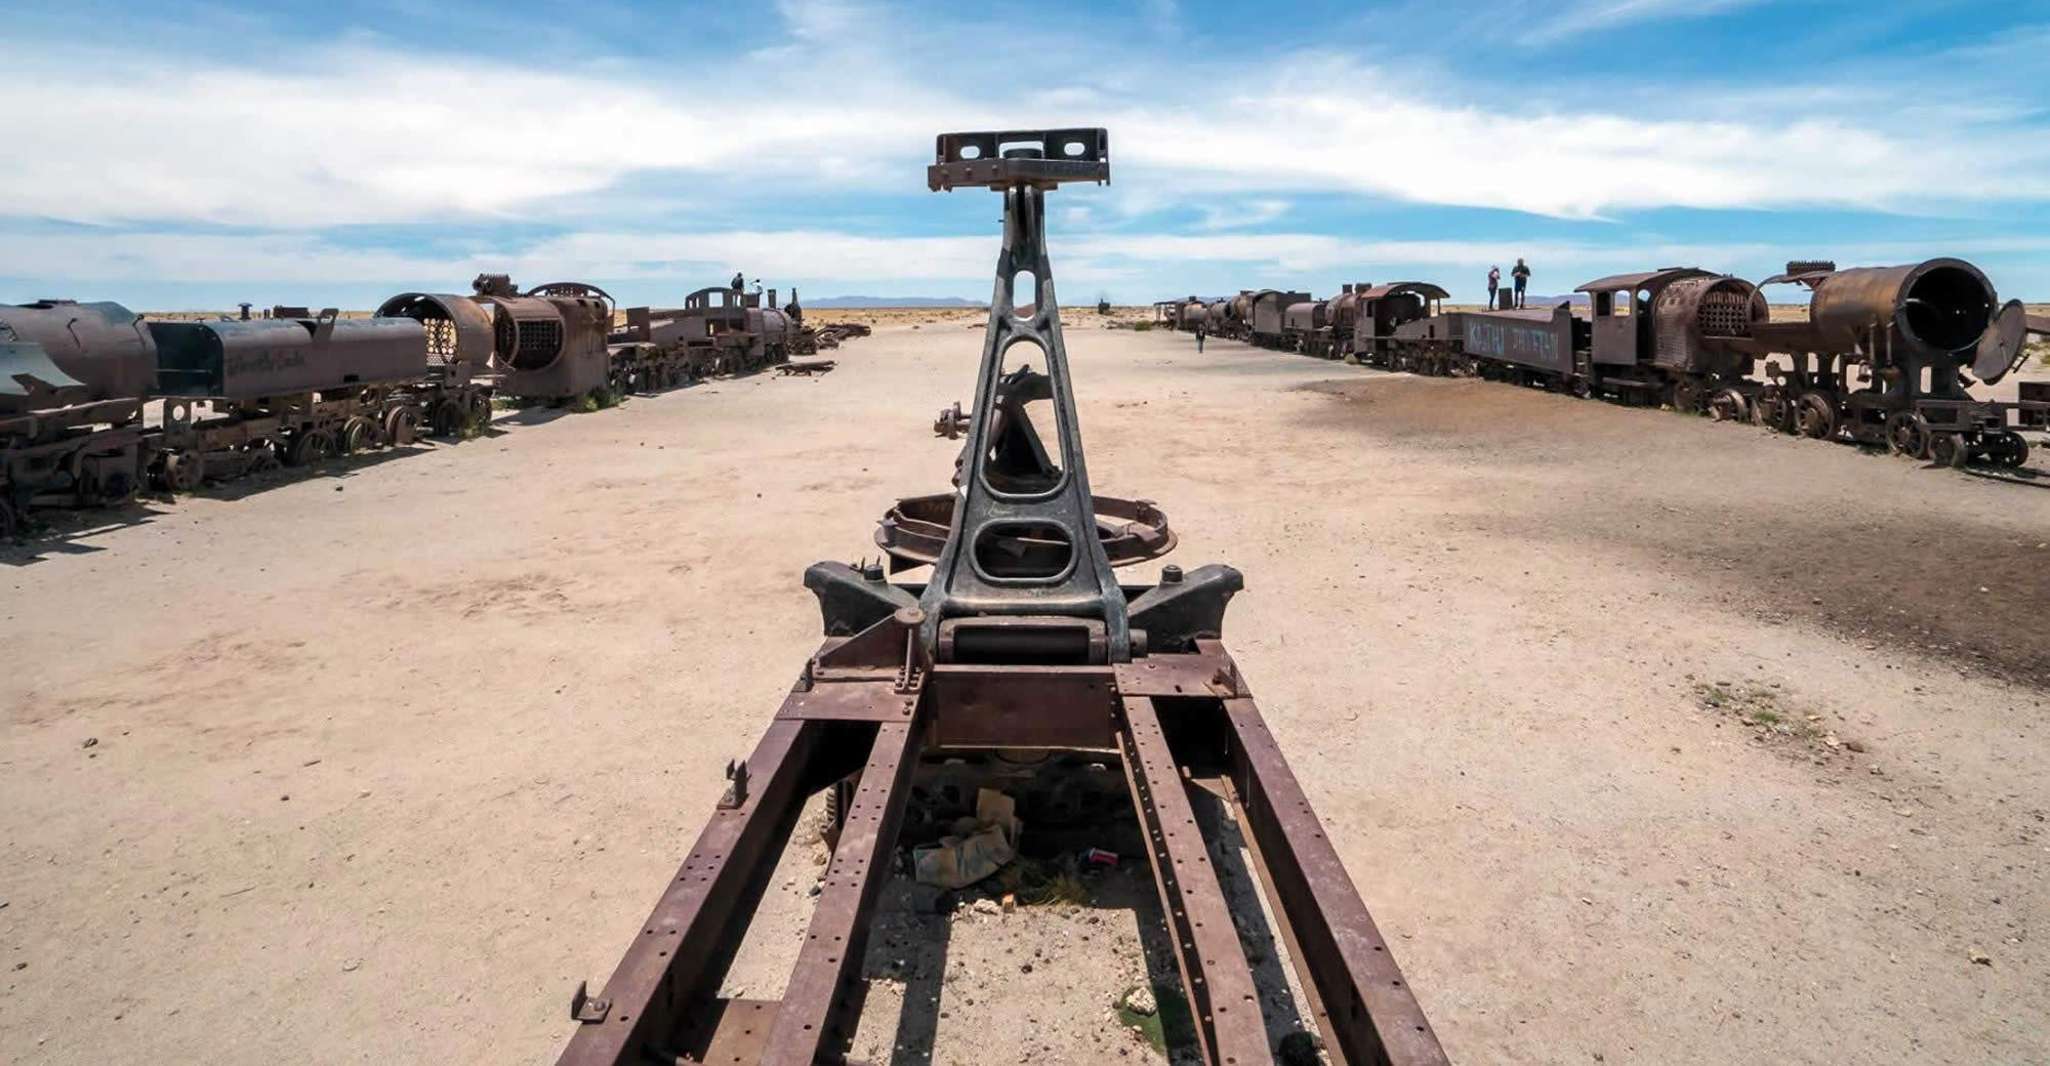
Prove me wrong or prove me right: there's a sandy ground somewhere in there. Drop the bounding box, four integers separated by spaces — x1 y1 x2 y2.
4 316 2049 1064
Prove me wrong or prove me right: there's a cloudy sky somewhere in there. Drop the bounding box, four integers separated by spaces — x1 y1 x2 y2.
2 0 2047 309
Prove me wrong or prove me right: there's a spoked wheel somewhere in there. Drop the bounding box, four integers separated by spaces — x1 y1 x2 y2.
1752 388 1784 429
1929 432 1971 469
159 450 206 492
430 399 466 438
1708 388 1748 422
1669 378 1704 414
245 444 282 475
1986 430 2030 469
466 392 493 432
337 417 376 455
1796 391 1837 439
1884 411 1931 459
286 430 335 467
384 407 420 447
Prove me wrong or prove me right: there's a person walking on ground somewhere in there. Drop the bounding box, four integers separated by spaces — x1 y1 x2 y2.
1512 258 1530 308
1487 265 1501 310
1195 323 1206 353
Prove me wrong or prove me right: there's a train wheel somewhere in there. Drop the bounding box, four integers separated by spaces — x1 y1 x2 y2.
1884 412 1931 459
466 393 493 431
337 417 375 454
1796 392 1837 439
385 407 419 446
0 497 17 539
286 430 334 467
162 450 206 492
1670 379 1705 414
1988 430 2029 469
245 444 281 476
428 400 464 438
1708 388 1748 422
1929 432 1970 468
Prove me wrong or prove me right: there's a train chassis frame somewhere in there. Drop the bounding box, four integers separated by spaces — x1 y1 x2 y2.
556 129 1446 1066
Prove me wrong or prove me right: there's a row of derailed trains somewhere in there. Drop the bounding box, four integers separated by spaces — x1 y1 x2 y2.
1159 256 2050 469
0 275 865 537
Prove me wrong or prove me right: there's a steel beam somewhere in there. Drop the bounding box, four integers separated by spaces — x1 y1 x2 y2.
761 720 922 1064
1119 695 1272 1065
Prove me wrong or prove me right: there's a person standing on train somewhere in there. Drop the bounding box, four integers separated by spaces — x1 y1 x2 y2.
730 271 745 293
1487 265 1501 309
1512 258 1530 308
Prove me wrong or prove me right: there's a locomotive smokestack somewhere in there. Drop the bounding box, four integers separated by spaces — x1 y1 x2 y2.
769 288 778 309
1342 284 1353 295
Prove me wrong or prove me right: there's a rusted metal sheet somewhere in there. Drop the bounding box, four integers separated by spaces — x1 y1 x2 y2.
150 313 426 399
0 301 156 411
925 663 1118 750
1453 305 1578 374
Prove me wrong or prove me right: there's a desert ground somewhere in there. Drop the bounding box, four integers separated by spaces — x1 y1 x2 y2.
3 311 2048 1064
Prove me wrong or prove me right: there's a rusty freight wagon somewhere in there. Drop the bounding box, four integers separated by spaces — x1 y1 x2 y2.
1247 288 1310 349
1281 296 1328 354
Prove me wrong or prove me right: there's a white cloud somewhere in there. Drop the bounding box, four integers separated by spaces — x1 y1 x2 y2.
2 22 2046 232
1523 0 1767 43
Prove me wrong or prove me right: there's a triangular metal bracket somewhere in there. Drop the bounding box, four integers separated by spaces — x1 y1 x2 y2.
916 130 1128 664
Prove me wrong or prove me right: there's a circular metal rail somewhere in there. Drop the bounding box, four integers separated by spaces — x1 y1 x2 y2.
875 491 1175 570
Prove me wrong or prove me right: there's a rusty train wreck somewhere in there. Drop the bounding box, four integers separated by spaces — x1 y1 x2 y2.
557 128 1446 1066
1168 259 2048 469
1 273 861 537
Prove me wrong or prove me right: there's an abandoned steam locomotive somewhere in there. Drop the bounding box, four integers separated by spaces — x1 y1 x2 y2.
1172 258 2048 468
1 274 821 536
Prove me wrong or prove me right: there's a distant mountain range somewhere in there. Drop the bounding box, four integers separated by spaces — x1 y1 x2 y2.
805 295 988 308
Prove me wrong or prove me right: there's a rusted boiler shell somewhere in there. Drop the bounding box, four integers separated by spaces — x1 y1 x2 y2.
1810 258 1996 356
0 301 157 412
1650 275 1766 373
1282 300 1325 333
1180 300 1208 328
755 307 797 348
377 292 496 370
149 315 427 399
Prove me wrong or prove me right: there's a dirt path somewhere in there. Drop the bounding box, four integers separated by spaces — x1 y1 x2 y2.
2 321 2045 1063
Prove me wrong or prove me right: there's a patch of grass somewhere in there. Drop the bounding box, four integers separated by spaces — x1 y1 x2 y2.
1691 681 1818 739
1132 321 1154 331
1026 870 1091 908
1116 983 1194 1059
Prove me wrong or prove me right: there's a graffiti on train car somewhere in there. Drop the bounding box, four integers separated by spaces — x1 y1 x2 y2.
1464 316 1564 372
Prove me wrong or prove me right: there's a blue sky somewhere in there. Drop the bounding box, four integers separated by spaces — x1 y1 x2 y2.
2 0 2047 309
